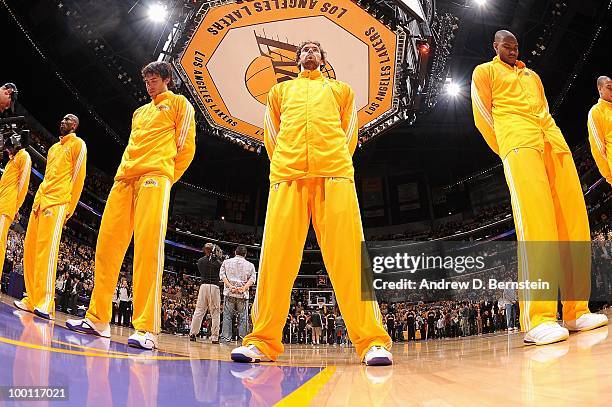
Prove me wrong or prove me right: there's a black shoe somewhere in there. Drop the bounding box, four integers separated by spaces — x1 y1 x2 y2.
189 335 197 342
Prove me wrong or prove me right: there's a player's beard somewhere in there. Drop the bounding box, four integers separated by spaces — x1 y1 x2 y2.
302 56 320 71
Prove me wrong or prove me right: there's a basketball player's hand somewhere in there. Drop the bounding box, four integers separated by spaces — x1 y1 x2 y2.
63 212 72 228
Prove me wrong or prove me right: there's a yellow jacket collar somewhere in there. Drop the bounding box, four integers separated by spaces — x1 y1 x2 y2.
10 148 26 160
599 98 612 108
153 90 174 104
493 55 526 70
299 69 322 79
60 133 76 144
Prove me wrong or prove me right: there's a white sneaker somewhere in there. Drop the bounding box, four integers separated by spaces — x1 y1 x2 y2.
231 344 272 363
33 308 54 321
14 299 33 313
564 313 608 332
363 346 393 366
524 322 569 346
66 317 111 338
128 331 158 350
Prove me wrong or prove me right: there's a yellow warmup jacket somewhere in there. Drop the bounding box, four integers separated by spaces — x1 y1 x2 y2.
0 149 31 220
33 133 86 218
115 90 196 183
587 98 612 184
264 69 358 184
471 56 570 158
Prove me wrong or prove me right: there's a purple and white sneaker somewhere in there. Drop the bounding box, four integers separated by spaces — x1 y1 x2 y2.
34 308 54 321
128 331 158 350
363 346 393 366
66 318 111 338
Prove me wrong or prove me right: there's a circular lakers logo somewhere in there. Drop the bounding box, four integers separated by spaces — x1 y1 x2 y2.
175 0 401 143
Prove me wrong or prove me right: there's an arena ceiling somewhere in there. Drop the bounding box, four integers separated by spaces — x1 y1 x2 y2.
1 0 610 192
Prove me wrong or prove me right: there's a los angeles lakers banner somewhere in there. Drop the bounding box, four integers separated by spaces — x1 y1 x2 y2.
175 0 403 143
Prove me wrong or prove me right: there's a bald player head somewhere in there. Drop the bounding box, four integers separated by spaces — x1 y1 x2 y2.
597 76 612 102
60 114 79 137
493 30 519 66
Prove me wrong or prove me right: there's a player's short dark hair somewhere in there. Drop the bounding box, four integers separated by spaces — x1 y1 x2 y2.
295 41 327 68
597 75 610 88
141 61 174 87
235 245 247 257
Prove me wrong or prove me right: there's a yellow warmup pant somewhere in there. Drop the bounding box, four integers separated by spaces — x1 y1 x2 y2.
22 204 67 315
0 214 11 280
244 177 391 360
502 143 591 332
87 175 171 334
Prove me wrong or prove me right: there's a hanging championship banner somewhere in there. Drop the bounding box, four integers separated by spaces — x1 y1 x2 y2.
175 0 403 143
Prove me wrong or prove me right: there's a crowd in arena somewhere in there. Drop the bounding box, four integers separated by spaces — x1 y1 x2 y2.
278 297 517 345
379 300 517 341
169 215 259 246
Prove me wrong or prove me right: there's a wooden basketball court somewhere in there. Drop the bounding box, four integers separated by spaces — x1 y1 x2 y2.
0 294 610 406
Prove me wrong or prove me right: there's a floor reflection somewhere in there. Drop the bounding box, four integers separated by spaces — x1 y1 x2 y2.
0 302 322 406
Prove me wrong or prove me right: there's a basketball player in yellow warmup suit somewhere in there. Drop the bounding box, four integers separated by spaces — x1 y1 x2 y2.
0 82 30 281
471 30 607 345
587 76 612 185
231 41 393 365
0 114 31 280
14 114 86 320
66 61 196 349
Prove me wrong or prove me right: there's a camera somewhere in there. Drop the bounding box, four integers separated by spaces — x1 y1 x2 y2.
0 116 29 154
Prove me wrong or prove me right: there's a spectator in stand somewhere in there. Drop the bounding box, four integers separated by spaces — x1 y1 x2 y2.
386 312 396 341
460 304 469 337
500 287 518 331
116 280 132 327
282 314 293 344
112 291 120 325
189 243 223 344
69 276 86 315
335 313 347 345
219 245 255 342
436 314 445 338
311 308 323 345
428 309 437 339
407 310 416 341
326 311 335 345
296 310 307 344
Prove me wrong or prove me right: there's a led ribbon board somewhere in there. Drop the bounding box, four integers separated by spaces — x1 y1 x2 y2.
176 0 403 143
